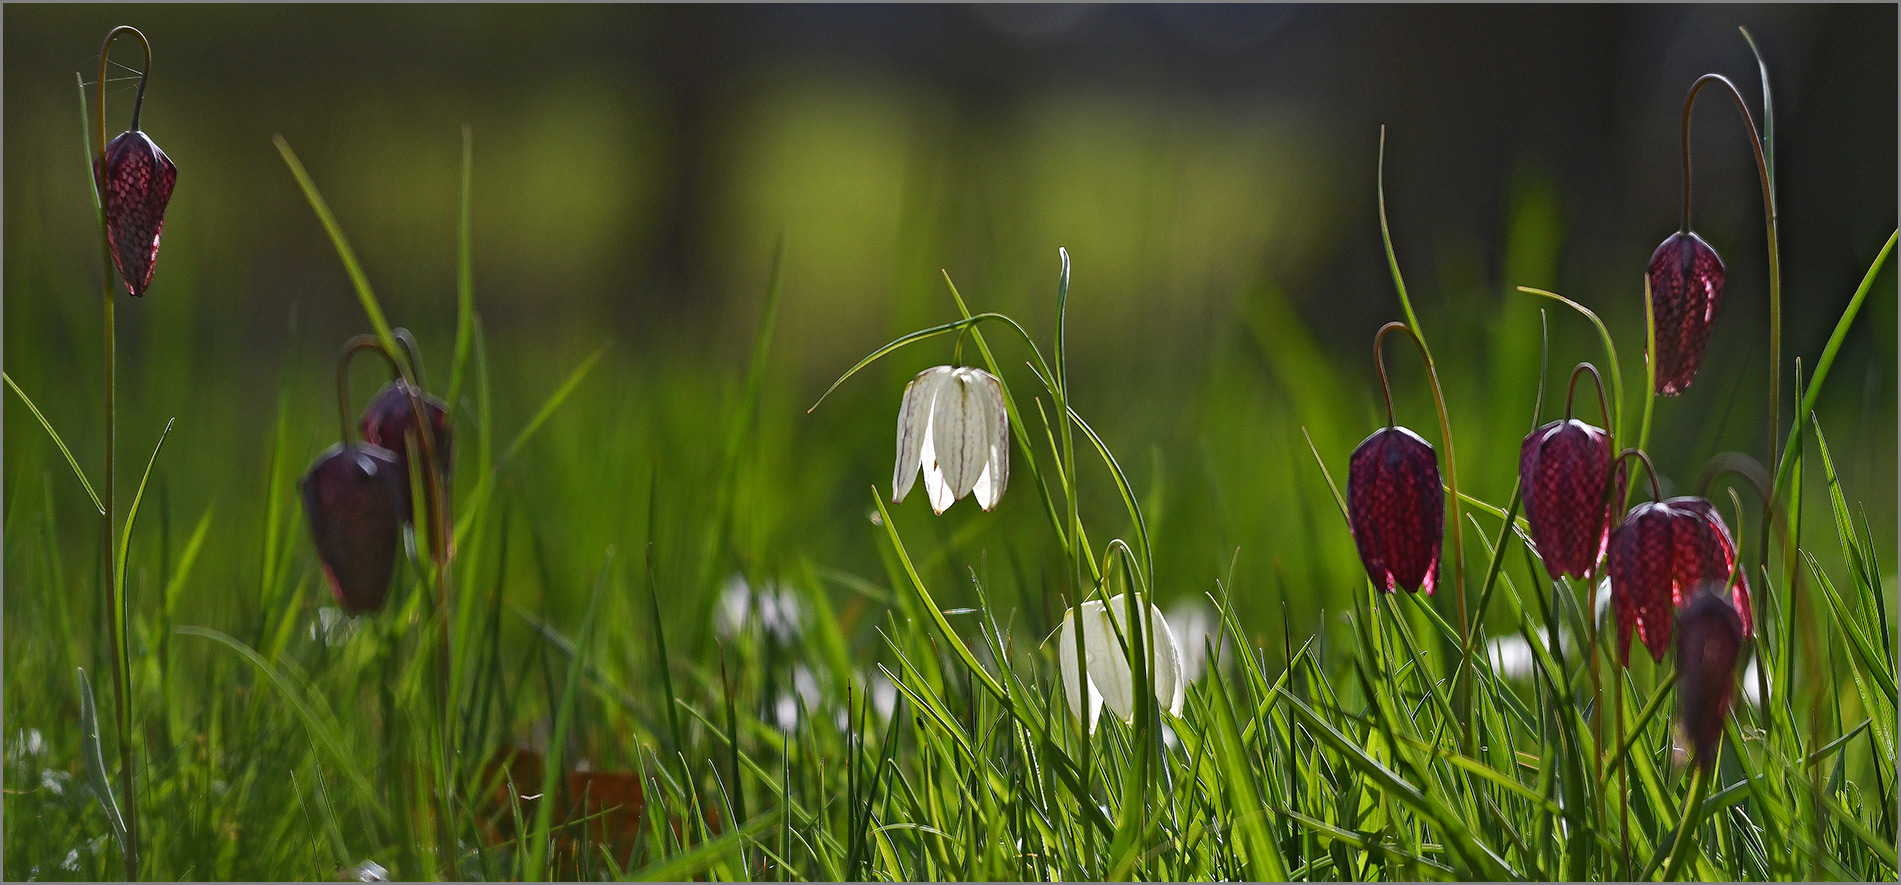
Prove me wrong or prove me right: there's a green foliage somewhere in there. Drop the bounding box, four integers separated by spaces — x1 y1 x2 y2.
5 50 1897 885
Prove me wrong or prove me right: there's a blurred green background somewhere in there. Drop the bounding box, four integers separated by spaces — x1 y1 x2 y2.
6 4 1896 687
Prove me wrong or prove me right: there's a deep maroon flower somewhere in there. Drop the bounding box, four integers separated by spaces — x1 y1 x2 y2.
359 380 453 510
1676 589 1744 770
1606 495 1750 664
93 130 177 297
301 442 406 615
1348 426 1443 594
1646 231 1726 397
1519 419 1620 581
1671 497 1754 637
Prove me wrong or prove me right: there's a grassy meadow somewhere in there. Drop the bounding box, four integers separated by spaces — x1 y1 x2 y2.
4 6 1897 881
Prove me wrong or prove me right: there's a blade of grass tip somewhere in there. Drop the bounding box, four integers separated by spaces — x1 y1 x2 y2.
175 626 384 820
115 418 174 599
1206 672 1290 880
1513 287 1624 444
869 492 1006 702
272 136 400 359
453 343 607 545
646 544 685 757
525 550 612 881
718 648 747 840
629 811 782 882
448 125 475 407
1770 230 1895 498
77 667 132 875
4 373 104 513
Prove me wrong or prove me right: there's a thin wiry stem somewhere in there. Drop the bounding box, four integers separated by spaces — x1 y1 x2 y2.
92 25 151 881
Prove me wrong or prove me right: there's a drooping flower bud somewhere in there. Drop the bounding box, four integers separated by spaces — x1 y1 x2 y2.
1519 418 1619 581
359 380 453 514
1646 231 1726 397
1675 588 1744 769
94 130 177 297
300 442 406 615
1606 495 1749 664
1348 426 1443 594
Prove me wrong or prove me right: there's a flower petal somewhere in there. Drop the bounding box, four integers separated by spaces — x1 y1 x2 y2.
935 370 992 505
972 371 1009 510
919 409 955 514
1078 600 1136 723
894 368 949 504
1056 610 1102 733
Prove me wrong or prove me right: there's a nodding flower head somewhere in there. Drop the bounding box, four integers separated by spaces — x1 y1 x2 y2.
1348 426 1443 594
1055 595 1185 733
1606 494 1751 665
893 366 1009 514
1676 587 1745 770
1519 419 1620 581
359 379 453 512
1647 231 1726 397
300 442 406 615
94 130 177 297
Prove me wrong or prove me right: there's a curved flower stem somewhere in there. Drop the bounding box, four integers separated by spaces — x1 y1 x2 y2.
1377 129 1470 748
1680 70 1781 526
1565 363 1611 433
92 25 151 881
1614 448 1666 503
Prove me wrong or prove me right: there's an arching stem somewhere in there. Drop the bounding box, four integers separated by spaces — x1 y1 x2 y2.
1614 448 1665 503
1680 71 1781 535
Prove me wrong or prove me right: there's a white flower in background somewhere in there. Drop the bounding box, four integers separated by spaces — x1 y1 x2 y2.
893 366 1009 514
1165 599 1224 682
1054 594 1185 733
308 606 359 648
1485 628 1545 681
772 665 826 734
715 573 804 643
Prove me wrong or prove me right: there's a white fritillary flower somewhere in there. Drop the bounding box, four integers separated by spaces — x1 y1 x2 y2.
893 366 1009 514
1054 594 1185 733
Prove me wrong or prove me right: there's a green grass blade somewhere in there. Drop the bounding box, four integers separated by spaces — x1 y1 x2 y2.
5 372 104 514
448 125 475 407
452 343 607 545
76 667 131 875
272 136 400 358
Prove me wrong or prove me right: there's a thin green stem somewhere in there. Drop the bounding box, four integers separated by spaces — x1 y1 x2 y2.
93 25 150 881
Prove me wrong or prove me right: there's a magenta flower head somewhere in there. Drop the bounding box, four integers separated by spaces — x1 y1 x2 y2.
1349 426 1443 594
95 132 177 296
1646 231 1725 397
360 379 453 500
1605 454 1753 665
300 442 406 615
1676 587 1745 769
1519 365 1623 581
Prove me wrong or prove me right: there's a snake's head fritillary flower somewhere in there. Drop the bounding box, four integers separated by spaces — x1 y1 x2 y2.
359 380 453 517
893 366 1009 514
1676 588 1745 769
1055 595 1185 733
1647 231 1726 397
1671 497 1753 636
1607 495 1749 665
1348 426 1443 594
300 442 406 615
94 129 177 297
1519 419 1619 581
